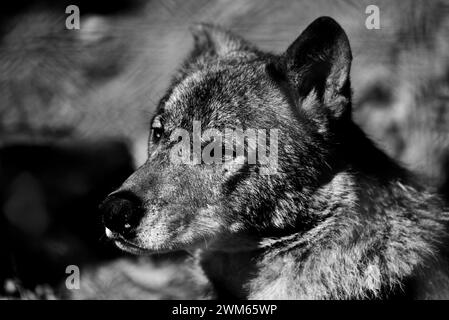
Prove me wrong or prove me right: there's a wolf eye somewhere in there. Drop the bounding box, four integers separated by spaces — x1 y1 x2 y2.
153 128 163 141
151 117 164 142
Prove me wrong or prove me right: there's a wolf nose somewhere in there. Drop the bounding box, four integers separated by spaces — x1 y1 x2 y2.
100 191 143 238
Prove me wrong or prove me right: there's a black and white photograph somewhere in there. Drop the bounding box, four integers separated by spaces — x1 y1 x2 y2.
1 0 449 306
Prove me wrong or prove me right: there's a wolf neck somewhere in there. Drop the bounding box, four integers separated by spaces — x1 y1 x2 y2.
249 175 446 299
201 125 448 299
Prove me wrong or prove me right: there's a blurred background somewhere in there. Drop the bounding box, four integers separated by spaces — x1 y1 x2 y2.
0 0 448 299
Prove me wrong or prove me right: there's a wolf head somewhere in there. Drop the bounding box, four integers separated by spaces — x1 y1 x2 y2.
100 17 354 254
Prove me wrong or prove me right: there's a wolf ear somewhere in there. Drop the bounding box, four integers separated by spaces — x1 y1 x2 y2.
281 17 352 119
190 23 254 56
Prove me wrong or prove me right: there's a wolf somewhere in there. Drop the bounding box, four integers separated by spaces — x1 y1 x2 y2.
100 17 449 299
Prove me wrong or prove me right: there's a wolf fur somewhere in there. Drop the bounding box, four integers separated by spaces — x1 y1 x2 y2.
101 17 449 299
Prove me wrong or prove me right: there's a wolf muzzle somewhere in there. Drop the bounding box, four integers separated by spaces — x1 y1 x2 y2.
99 190 144 238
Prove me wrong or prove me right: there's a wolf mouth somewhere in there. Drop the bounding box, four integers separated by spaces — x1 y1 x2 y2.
113 236 148 254
113 238 148 255
105 227 148 254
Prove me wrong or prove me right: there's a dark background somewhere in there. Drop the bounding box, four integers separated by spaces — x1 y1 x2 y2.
0 0 448 299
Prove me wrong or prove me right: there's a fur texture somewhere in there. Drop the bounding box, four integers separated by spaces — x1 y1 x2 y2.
101 17 449 299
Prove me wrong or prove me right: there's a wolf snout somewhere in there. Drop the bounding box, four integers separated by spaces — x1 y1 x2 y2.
100 190 144 238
